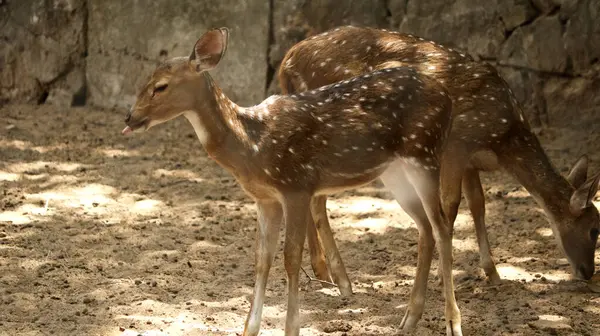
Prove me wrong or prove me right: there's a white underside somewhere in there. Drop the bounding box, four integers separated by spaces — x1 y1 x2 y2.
184 111 209 145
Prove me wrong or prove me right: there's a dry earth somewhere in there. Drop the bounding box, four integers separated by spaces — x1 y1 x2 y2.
1 104 600 336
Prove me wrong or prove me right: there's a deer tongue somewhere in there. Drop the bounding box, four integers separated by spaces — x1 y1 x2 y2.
122 126 133 135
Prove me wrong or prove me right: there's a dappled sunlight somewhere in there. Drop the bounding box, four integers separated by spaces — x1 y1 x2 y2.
0 139 67 154
0 201 53 224
395 265 418 278
497 264 572 282
528 315 572 330
0 171 21 181
0 160 86 184
98 148 142 158
328 196 398 215
115 311 245 335
132 199 163 213
449 212 473 230
341 217 391 235
23 183 166 222
110 296 326 336
153 168 205 183
0 210 43 225
582 300 600 315
29 184 117 209
6 160 84 173
2 104 600 336
314 287 342 297
372 279 408 291
188 240 225 253
536 227 554 237
452 236 479 253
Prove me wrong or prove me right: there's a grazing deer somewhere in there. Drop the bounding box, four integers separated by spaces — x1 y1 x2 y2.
123 28 463 335
278 25 600 294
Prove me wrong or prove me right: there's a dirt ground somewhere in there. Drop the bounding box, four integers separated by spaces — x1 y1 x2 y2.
1 104 600 336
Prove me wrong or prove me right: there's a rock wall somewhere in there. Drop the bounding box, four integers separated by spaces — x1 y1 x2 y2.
0 0 86 107
2 0 599 128
86 0 269 109
269 0 600 128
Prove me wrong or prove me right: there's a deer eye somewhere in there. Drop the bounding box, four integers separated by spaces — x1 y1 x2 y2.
591 228 599 241
152 83 168 96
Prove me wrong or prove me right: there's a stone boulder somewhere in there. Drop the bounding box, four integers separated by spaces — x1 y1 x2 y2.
268 0 389 95
86 0 269 110
0 0 86 107
543 76 600 127
500 15 568 73
564 0 600 75
393 0 537 58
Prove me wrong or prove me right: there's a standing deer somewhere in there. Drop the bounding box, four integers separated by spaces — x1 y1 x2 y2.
278 24 600 306
123 28 464 335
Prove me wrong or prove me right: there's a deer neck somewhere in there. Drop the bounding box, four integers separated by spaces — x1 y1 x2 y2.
183 72 268 171
502 133 574 225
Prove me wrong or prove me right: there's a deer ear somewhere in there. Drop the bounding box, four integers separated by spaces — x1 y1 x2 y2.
567 154 589 188
189 28 229 72
570 172 600 216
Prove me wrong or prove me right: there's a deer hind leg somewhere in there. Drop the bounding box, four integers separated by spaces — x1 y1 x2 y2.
282 193 311 336
306 208 334 285
310 195 353 296
463 168 501 284
405 157 464 335
243 199 283 336
380 164 435 331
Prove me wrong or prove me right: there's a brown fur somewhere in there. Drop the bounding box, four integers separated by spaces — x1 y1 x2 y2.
278 25 600 324
124 28 463 336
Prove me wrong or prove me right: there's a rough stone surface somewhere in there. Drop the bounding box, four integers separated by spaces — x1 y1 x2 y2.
268 0 389 95
496 66 546 126
268 0 600 128
0 0 86 106
87 0 269 110
564 0 600 74
395 0 507 57
543 76 600 127
500 15 568 72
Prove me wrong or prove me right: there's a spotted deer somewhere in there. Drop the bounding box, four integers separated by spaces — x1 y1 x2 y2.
279 25 600 296
123 28 463 335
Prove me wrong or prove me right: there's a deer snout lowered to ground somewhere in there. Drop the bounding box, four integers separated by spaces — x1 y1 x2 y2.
123 28 466 335
278 25 600 291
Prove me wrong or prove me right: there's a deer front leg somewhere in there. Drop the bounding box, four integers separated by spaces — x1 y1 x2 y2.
306 210 334 284
310 195 353 296
283 193 311 336
243 200 283 336
462 168 501 284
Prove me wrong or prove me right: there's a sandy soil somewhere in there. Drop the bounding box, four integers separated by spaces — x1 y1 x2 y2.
1 104 600 336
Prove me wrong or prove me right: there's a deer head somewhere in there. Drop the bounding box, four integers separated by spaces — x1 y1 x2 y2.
122 28 229 135
561 155 600 279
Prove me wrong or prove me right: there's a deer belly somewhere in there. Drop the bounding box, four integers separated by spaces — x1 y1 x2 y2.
316 161 390 195
469 150 500 171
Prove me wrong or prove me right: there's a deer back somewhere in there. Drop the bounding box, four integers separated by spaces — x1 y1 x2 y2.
242 67 452 194
279 26 528 152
